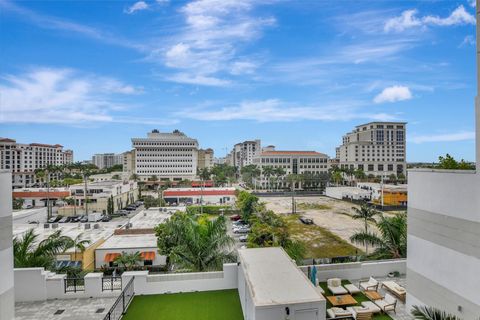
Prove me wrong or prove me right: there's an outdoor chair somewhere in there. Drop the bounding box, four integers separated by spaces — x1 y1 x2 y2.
344 283 361 294
359 277 379 291
381 280 406 302
347 306 373 320
327 307 353 319
360 301 381 314
374 293 397 314
327 278 348 295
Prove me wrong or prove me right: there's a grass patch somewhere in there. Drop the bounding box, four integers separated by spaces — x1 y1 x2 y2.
122 289 244 320
319 280 393 320
284 214 361 258
297 203 332 211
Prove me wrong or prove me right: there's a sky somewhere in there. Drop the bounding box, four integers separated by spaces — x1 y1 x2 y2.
0 0 477 162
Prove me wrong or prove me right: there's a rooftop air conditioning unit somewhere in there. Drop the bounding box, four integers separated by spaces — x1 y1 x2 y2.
144 212 147 217
84 223 91 229
93 224 99 229
52 223 58 229
44 224 50 229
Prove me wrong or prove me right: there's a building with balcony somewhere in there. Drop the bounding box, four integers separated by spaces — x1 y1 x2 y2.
91 153 123 170
336 122 406 178
0 138 73 188
132 130 199 182
197 148 214 170
228 139 261 170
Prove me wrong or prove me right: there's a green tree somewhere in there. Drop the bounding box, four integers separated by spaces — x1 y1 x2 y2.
411 305 460 320
240 164 261 188
107 195 114 215
350 213 407 259
72 233 91 263
353 169 366 181
114 251 142 270
13 229 74 269
13 198 24 210
143 195 166 209
262 166 275 191
111 174 121 180
155 213 236 272
438 153 475 170
236 191 259 221
331 170 343 186
350 204 380 254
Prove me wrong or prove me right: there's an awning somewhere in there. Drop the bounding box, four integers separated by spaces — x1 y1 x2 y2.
140 251 155 261
104 253 121 262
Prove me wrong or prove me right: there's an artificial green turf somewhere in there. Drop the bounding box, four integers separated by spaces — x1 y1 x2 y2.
319 280 393 320
122 289 244 320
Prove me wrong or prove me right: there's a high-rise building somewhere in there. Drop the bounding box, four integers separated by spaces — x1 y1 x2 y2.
123 149 136 175
229 139 261 170
252 146 330 189
336 122 406 177
406 8 480 317
197 148 214 170
92 153 123 169
132 129 198 181
0 138 74 188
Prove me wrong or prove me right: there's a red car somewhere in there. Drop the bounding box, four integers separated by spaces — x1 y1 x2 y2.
230 214 241 221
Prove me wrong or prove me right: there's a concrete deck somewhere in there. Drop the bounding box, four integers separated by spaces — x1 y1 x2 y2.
15 297 116 320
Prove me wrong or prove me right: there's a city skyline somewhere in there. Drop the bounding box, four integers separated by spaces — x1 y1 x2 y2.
0 0 477 161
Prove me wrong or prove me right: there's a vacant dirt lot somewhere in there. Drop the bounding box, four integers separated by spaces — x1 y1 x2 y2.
260 196 383 252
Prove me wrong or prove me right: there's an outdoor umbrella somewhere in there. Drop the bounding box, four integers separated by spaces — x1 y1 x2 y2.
310 265 317 286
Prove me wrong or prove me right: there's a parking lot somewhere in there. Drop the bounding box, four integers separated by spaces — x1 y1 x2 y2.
226 217 249 250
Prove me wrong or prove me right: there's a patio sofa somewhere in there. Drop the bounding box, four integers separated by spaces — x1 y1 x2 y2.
327 307 353 319
346 306 373 320
359 277 379 291
374 293 397 313
327 278 348 295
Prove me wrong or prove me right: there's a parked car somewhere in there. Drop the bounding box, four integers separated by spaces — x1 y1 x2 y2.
80 215 88 223
25 204 34 209
230 214 241 221
233 226 250 234
69 216 80 223
239 235 248 242
27 220 39 224
101 215 112 222
116 210 129 216
125 206 136 211
299 216 314 225
48 216 62 223
58 216 69 223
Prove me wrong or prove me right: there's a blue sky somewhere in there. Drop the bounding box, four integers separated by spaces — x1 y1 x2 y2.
0 0 477 162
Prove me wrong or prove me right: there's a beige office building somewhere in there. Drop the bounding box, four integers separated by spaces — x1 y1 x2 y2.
336 122 406 177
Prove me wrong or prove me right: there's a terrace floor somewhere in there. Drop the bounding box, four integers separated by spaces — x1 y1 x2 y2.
15 297 117 320
122 289 244 320
321 276 413 320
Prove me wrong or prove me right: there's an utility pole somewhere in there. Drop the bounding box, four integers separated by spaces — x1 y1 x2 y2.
84 173 89 216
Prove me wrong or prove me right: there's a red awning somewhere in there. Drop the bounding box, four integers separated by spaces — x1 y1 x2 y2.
140 251 155 261
104 253 121 262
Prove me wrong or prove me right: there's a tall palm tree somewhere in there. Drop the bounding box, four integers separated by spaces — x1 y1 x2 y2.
411 305 460 320
351 204 380 254
331 170 343 186
350 213 407 259
171 215 236 272
262 166 275 191
274 167 286 191
13 229 74 269
287 174 303 214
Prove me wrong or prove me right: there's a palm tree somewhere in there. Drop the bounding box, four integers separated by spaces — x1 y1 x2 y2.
171 215 236 272
287 174 303 214
350 213 407 259
331 170 343 186
262 166 275 191
274 167 286 191
13 229 74 269
411 305 460 320
72 234 91 264
75 163 96 215
115 251 142 270
350 204 380 254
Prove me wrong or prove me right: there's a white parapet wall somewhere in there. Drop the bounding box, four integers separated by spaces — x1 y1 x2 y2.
0 171 14 320
299 259 406 282
122 263 238 295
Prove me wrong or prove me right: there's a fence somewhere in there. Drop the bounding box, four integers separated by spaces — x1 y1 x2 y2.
103 277 135 320
64 278 85 293
102 277 122 292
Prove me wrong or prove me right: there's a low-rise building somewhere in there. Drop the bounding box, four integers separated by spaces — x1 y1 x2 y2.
325 186 371 201
59 180 138 216
12 188 70 208
94 234 165 269
163 187 236 205
253 147 330 189
357 182 408 206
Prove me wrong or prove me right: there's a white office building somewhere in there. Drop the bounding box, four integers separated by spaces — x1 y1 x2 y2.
252 147 329 189
132 130 199 181
0 138 73 188
336 122 406 178
92 153 123 169
406 8 480 318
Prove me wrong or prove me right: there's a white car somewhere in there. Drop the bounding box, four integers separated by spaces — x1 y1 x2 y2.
233 226 250 234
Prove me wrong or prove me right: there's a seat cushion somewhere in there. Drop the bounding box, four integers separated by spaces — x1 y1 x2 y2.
361 301 381 313
329 285 348 295
345 284 361 294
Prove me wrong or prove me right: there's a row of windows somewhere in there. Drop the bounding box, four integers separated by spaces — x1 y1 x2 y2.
134 142 196 146
261 157 327 164
137 149 195 152
137 170 193 174
137 164 193 168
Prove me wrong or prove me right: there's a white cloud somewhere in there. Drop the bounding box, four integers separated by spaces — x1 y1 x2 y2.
409 131 475 143
125 1 149 14
460 35 476 46
385 5 475 32
156 0 170 3
374 85 412 104
154 0 275 85
469 0 476 7
0 68 144 124
175 99 397 122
